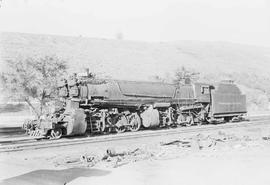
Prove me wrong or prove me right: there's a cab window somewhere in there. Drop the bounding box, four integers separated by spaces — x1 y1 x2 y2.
201 86 210 94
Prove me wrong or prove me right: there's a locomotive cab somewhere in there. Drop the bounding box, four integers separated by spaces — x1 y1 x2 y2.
173 83 213 126
174 83 213 104
194 83 213 103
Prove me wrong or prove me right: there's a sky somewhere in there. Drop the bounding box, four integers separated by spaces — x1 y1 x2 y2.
0 0 270 47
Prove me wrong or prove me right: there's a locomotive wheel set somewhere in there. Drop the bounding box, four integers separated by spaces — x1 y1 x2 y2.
23 73 247 139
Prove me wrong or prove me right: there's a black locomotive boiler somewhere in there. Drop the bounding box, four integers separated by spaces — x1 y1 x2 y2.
24 73 247 139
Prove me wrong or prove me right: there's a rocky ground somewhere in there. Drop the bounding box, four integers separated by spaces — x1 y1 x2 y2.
1 122 270 185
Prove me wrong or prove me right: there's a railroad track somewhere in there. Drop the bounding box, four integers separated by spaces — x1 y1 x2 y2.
0 114 269 137
1 117 270 153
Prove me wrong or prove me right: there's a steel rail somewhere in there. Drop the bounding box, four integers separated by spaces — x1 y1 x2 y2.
1 118 270 153
0 114 269 137
1 115 270 144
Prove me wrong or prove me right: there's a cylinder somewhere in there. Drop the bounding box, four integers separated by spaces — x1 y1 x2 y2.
64 108 87 135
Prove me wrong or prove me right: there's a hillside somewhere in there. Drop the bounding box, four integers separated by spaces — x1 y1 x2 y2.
1 32 270 110
1 32 270 80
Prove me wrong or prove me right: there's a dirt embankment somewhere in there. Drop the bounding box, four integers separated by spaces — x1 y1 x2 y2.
2 116 270 185
2 126 270 185
51 130 270 169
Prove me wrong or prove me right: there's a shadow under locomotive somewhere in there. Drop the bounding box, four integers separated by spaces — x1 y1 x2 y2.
22 72 247 139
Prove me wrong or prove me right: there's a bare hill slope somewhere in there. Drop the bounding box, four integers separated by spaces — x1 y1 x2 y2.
1 32 270 80
1 32 270 110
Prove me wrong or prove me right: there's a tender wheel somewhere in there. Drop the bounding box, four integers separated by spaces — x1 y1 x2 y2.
224 117 232 122
50 128 62 139
231 116 240 122
129 113 141 132
115 115 127 133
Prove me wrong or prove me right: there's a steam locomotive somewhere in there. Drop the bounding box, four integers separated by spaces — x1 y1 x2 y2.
23 72 247 139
